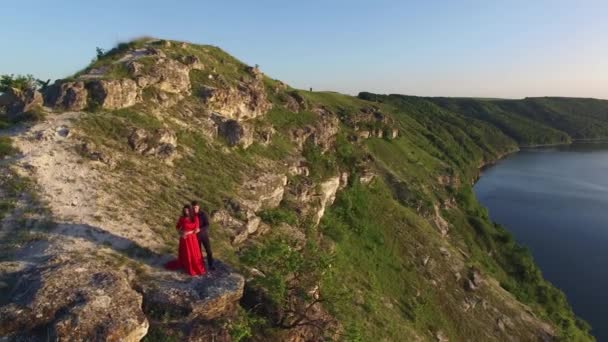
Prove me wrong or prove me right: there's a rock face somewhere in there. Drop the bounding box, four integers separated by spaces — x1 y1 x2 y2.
128 128 177 158
215 116 254 148
142 262 245 321
313 176 341 225
0 87 43 114
291 107 340 152
211 209 261 245
433 204 450 236
199 76 271 121
44 81 89 111
128 58 192 94
0 258 148 341
238 173 288 213
87 79 141 110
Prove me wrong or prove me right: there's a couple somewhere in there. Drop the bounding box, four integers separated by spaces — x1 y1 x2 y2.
164 201 214 276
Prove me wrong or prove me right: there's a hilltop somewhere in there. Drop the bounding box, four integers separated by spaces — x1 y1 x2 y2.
0 38 600 341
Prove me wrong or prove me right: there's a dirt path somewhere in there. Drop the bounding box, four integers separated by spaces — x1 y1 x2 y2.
7 112 166 261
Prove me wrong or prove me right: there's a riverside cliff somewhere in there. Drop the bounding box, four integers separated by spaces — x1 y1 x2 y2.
0 38 600 341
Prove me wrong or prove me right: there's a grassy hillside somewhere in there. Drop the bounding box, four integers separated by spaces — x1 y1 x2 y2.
425 96 608 145
1 39 597 341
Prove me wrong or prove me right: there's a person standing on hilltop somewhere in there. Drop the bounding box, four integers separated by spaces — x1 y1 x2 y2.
165 204 206 276
192 200 215 271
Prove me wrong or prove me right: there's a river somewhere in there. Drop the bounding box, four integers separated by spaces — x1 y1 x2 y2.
474 142 608 341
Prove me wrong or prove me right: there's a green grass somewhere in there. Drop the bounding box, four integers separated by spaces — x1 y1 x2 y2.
60 39 598 340
0 137 16 159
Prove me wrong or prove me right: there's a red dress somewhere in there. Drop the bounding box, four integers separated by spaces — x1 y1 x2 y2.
165 216 206 276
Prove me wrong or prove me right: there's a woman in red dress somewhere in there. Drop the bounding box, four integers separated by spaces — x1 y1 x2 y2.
165 204 206 276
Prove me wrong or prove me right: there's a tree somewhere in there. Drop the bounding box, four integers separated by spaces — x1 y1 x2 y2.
95 47 106 60
0 74 37 92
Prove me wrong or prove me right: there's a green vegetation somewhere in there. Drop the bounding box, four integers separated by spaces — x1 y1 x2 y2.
0 137 15 159
58 39 602 340
427 96 608 145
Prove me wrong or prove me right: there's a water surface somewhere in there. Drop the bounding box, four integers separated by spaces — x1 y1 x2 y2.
474 143 608 341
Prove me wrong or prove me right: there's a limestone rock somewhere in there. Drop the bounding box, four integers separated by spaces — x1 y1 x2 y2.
0 87 43 115
0 259 148 341
210 207 262 245
433 204 449 236
79 142 114 166
313 176 341 225
88 79 141 109
128 128 177 158
198 76 271 121
464 267 484 291
282 91 307 113
130 58 192 94
290 107 339 152
359 169 376 185
216 118 254 148
142 262 245 321
178 55 205 70
256 126 275 146
44 81 88 111
238 173 288 212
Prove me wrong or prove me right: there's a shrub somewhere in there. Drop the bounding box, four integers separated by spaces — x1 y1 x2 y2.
259 207 298 226
0 74 37 92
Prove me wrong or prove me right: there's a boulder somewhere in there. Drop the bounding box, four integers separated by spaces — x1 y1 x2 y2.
283 92 307 113
0 258 148 341
198 76 272 121
238 173 288 212
433 204 449 236
464 267 484 291
313 176 341 225
211 209 249 245
130 58 192 94
178 55 205 70
44 81 88 111
142 262 244 321
217 118 254 148
88 79 141 109
128 128 177 158
79 142 114 166
291 108 339 152
256 126 275 146
389 128 399 139
1 87 43 114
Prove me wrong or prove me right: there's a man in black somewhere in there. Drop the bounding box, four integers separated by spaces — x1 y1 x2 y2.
191 201 215 270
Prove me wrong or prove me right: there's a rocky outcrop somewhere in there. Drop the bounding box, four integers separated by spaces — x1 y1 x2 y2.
88 79 141 110
433 204 449 236
44 81 89 111
0 258 148 341
142 262 245 321
290 107 340 152
238 173 288 213
199 76 271 121
128 128 177 158
283 91 308 113
128 58 192 94
313 176 341 225
464 267 484 291
79 141 115 166
214 116 254 148
0 87 43 115
211 209 262 245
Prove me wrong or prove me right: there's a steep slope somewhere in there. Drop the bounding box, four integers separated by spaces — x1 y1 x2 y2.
0 38 595 341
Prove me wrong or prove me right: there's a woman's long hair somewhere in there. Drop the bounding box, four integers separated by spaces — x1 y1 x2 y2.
182 204 195 220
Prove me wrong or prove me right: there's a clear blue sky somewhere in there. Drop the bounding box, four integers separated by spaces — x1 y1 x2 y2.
2 0 607 98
